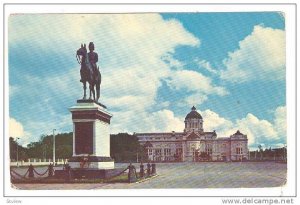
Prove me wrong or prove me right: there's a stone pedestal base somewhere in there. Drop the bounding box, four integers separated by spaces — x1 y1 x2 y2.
67 100 116 179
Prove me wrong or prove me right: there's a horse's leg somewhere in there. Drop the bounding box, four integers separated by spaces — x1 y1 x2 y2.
96 89 100 102
83 82 86 99
89 82 95 100
89 83 92 100
91 84 96 101
96 83 100 102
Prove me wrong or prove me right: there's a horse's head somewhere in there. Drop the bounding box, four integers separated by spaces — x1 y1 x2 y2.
76 44 87 57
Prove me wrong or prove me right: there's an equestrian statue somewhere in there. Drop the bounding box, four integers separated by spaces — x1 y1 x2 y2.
76 42 101 101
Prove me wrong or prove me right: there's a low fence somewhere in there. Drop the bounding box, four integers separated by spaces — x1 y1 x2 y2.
10 158 68 167
10 164 55 181
10 162 157 183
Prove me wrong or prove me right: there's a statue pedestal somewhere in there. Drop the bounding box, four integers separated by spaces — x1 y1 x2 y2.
68 99 114 170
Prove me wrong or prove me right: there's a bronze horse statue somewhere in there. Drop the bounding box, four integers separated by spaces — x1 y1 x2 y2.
76 44 101 101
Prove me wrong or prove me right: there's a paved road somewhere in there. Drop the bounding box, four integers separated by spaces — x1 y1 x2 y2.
11 162 286 189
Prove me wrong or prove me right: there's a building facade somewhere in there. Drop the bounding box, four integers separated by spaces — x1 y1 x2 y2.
136 106 249 162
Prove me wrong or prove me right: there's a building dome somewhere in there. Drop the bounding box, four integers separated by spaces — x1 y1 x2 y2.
185 106 202 120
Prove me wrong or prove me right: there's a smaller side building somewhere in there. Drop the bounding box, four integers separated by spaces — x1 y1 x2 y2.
136 106 249 162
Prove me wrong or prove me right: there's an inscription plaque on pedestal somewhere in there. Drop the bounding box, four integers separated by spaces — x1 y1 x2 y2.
74 122 93 155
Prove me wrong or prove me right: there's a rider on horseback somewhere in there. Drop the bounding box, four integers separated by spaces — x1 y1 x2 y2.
88 42 101 101
77 42 101 101
88 42 98 73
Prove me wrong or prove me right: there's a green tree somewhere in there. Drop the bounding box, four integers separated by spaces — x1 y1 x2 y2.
25 132 73 159
110 133 146 162
53 132 73 159
9 137 28 161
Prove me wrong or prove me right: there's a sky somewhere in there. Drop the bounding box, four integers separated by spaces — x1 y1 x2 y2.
8 12 286 150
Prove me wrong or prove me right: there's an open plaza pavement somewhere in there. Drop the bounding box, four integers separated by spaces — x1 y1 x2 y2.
11 161 287 190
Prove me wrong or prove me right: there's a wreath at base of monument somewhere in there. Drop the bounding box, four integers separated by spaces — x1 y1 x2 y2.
79 155 91 168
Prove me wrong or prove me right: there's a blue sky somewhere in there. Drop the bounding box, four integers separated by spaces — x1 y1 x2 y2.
8 13 286 150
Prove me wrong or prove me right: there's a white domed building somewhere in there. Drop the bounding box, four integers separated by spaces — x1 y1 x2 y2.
136 106 249 162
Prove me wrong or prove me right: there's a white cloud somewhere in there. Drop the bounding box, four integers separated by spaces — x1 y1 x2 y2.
166 70 228 96
24 114 71 138
101 66 163 111
200 106 286 148
177 93 208 108
111 109 184 134
24 67 80 100
196 59 218 75
166 70 228 107
160 101 171 108
9 14 199 68
144 109 184 132
161 54 185 70
9 14 200 140
9 118 32 146
105 95 152 111
235 113 278 146
202 109 233 132
273 105 286 139
220 25 285 83
9 118 24 138
9 68 84 144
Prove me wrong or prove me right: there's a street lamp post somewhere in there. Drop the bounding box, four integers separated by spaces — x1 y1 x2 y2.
16 137 20 167
53 129 56 166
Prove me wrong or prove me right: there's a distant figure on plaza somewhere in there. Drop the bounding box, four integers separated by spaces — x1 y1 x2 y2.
76 42 101 101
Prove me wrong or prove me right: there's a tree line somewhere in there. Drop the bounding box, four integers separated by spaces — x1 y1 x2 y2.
9 132 146 163
248 146 287 161
9 133 287 162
